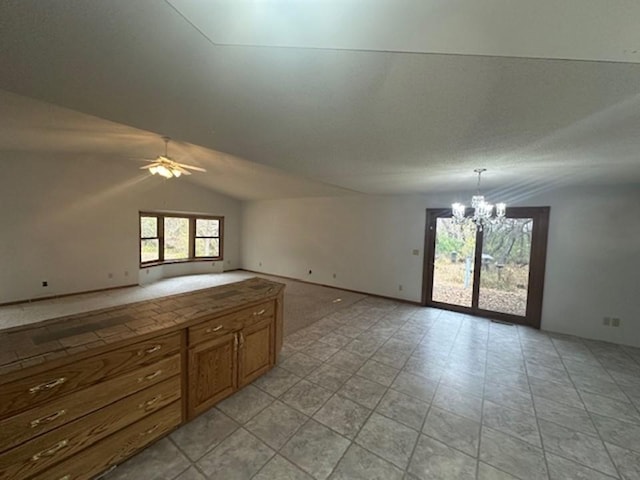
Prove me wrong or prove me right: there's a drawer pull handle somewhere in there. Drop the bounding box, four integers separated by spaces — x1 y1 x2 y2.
30 409 67 428
29 377 67 394
139 395 162 410
205 325 224 333
58 476 71 480
141 345 162 355
253 309 266 316
138 370 162 383
140 424 160 437
31 439 69 461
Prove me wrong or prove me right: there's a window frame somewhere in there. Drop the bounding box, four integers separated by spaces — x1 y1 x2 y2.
139 212 224 267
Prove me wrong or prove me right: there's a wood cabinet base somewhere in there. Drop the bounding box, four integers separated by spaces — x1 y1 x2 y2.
0 280 284 480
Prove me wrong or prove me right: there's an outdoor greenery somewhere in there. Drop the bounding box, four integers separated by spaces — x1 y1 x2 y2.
433 217 533 316
139 213 223 264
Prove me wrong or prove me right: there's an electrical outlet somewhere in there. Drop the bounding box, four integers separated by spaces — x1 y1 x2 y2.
308 270 312 275
612 318 621 327
42 281 48 287
412 249 420 256
399 284 403 291
124 271 129 277
259 262 262 267
603 317 611 326
332 273 336 279
108 273 113 279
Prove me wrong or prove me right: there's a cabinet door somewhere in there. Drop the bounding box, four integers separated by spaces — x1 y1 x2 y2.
238 317 275 387
188 333 237 418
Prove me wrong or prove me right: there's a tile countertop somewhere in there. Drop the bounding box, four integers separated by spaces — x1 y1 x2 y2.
0 278 285 376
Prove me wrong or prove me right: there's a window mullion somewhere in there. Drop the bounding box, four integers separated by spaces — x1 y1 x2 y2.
158 215 165 262
189 217 196 259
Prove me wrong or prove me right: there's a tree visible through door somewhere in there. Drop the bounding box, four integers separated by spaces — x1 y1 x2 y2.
424 207 549 328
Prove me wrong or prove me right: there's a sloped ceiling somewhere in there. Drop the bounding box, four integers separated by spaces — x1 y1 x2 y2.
0 0 639 198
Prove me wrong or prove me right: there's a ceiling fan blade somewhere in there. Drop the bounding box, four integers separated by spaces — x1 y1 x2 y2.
140 164 157 170
177 163 207 172
172 165 192 175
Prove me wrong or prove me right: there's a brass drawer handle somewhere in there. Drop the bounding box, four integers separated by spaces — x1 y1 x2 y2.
239 332 245 348
31 439 69 461
205 325 223 333
29 377 67 394
139 395 162 410
139 345 162 355
30 409 67 428
253 309 266 316
138 370 162 383
140 424 160 437
58 476 71 480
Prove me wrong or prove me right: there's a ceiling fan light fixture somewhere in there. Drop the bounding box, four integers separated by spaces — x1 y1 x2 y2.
142 136 207 179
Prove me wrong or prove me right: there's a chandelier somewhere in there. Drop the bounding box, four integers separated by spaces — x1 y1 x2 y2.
452 168 506 231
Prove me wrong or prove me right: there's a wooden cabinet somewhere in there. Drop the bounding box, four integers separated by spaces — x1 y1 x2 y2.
0 279 284 480
29 403 182 480
188 332 238 418
238 316 274 387
187 306 276 418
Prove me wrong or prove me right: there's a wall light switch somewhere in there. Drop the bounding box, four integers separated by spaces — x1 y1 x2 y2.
612 318 621 327
412 249 420 256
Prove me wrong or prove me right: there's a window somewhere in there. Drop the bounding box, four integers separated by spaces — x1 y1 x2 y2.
139 212 223 266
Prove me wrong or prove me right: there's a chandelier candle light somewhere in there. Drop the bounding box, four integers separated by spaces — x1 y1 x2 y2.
452 168 506 231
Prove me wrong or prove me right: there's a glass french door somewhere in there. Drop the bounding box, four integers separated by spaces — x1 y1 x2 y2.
423 207 550 328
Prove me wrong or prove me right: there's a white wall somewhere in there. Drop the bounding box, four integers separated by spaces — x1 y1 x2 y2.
0 154 241 303
241 185 640 347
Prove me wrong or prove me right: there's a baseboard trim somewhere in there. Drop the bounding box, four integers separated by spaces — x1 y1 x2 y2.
239 269 422 306
0 284 139 307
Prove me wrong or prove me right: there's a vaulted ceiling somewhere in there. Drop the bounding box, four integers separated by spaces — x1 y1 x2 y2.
1 0 639 199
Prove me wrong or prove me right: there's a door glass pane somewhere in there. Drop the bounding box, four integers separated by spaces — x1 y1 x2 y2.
478 218 533 316
432 218 477 307
164 217 190 260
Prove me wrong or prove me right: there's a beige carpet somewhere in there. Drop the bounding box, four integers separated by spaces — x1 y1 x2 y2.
256 275 368 336
0 271 369 336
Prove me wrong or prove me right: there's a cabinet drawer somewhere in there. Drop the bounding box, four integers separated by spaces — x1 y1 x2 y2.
189 316 237 346
0 376 181 480
29 402 181 480
0 331 181 419
189 301 275 345
0 354 181 454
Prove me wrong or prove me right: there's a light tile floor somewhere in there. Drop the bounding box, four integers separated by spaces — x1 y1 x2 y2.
98 289 640 480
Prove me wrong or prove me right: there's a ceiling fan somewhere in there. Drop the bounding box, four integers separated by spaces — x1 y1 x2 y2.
140 136 206 178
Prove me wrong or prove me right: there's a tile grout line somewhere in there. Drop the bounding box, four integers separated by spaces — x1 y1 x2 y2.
282 302 405 478
548 335 623 479
475 317 491 480
405 310 458 477
517 322 552 480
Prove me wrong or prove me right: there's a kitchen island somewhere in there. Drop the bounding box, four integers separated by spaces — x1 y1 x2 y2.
0 277 285 480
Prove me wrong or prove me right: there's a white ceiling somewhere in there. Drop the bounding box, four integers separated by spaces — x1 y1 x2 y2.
0 90 352 200
0 0 639 198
